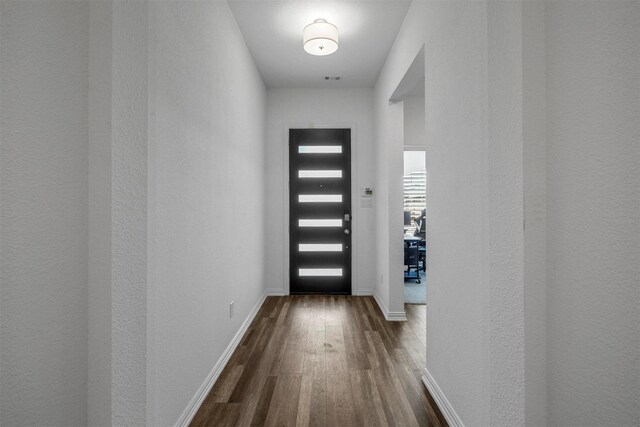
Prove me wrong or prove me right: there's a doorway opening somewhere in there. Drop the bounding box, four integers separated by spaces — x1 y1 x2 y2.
403 149 426 304
389 46 427 307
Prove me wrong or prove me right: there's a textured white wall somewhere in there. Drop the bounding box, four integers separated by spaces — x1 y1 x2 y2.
522 1 547 425
545 2 640 425
88 1 113 425
265 88 376 295
378 2 639 426
375 2 490 422
110 2 150 424
0 2 89 425
375 1 527 424
146 1 266 425
375 96 404 316
486 2 526 423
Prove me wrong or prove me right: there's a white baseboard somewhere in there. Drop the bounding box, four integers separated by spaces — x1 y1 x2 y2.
373 292 407 321
265 288 286 296
174 290 268 427
421 367 465 427
353 289 374 296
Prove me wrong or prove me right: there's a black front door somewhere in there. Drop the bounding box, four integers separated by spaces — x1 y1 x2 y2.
289 129 351 294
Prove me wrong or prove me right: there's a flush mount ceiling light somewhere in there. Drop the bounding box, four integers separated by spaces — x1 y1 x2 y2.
303 19 339 56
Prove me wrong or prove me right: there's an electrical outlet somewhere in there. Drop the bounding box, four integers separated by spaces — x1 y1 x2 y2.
229 301 234 318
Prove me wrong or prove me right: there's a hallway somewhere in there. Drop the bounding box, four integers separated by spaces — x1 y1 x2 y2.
191 297 444 426
1 1 638 425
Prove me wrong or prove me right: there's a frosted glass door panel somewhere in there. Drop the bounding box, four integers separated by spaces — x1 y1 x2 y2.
299 244 342 252
298 219 342 227
298 145 342 154
298 194 342 203
299 268 343 277
298 170 343 178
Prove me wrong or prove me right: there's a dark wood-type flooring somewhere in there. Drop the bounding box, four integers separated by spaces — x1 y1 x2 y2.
191 296 447 427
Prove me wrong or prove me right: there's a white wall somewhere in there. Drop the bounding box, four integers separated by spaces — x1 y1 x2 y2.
265 88 376 295
403 96 425 149
0 2 89 425
146 1 266 424
376 2 490 423
374 94 404 317
375 1 527 424
110 3 151 424
522 1 547 425
377 1 639 426
88 0 113 424
89 1 268 424
545 2 639 425
1 1 267 424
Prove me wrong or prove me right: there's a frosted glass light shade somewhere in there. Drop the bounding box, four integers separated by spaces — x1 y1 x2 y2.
303 19 338 56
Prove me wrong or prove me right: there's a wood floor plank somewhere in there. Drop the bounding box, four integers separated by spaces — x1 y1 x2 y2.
267 325 291 376
204 364 244 404
279 300 311 374
228 319 277 403
396 320 427 371
277 301 291 326
366 330 420 427
349 369 389 427
264 374 303 427
267 297 284 319
191 402 241 427
325 324 357 426
301 330 327 427
237 322 290 425
324 295 342 327
325 324 347 373
341 315 359 370
390 347 435 426
308 295 326 332
249 375 277 426
343 298 371 370
295 375 313 427
190 297 446 427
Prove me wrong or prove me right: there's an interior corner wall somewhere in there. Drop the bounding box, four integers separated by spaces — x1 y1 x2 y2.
403 96 426 149
0 2 90 425
375 1 528 424
146 1 267 424
264 88 376 295
373 96 403 314
545 2 639 425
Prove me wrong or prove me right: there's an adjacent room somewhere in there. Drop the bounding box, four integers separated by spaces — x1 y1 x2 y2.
403 150 427 304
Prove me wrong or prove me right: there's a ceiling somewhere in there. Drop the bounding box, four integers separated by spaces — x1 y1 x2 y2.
228 0 412 88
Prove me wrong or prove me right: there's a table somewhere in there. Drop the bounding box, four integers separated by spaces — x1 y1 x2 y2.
404 235 423 283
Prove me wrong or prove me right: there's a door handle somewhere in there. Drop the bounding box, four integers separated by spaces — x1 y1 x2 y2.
344 229 350 235
344 213 350 222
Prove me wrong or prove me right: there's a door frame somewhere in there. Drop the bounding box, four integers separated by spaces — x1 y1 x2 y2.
282 123 359 296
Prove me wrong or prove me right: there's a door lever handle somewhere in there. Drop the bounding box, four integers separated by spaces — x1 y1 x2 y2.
344 213 350 222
